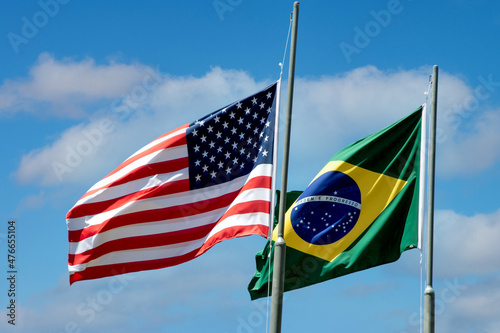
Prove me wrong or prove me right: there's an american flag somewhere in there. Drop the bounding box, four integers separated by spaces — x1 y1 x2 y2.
67 82 278 284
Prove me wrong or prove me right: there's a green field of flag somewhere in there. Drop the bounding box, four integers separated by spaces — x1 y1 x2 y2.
249 106 423 300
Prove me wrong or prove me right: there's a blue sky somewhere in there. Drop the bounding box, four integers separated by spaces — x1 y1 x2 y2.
1 1 500 332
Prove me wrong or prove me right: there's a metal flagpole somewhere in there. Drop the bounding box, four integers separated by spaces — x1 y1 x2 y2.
424 65 438 333
270 2 299 333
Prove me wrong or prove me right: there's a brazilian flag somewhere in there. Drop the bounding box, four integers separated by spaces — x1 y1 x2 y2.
248 106 423 300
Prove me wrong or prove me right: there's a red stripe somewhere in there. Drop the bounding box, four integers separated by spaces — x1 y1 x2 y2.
81 126 188 199
68 175 273 283
67 165 189 219
243 174 272 192
198 200 270 254
100 125 187 180
100 157 189 192
68 175 272 242
199 223 269 256
68 189 238 242
69 199 270 266
69 248 200 285
69 222 217 266
218 200 271 226
154 123 189 141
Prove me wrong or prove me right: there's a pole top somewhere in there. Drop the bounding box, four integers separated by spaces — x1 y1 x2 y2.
291 2 299 20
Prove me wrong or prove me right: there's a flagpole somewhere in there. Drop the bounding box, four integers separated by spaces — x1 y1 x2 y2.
424 65 438 333
270 2 299 333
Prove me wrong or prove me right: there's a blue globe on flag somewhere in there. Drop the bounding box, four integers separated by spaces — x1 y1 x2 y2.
290 171 361 245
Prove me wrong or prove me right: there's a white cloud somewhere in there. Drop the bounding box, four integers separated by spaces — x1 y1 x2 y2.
151 66 266 112
0 53 149 117
293 66 430 138
436 275 500 332
11 59 500 188
434 208 500 278
286 65 478 188
15 119 121 186
437 110 500 177
13 65 272 187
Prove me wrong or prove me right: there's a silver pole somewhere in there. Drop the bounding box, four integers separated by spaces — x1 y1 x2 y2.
269 2 299 333
424 65 438 333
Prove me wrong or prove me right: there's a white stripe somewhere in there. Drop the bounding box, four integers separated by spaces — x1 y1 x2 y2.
71 187 271 255
127 126 186 160
68 238 206 273
86 135 188 194
205 211 270 241
67 163 273 231
294 195 361 210
69 208 227 255
70 186 271 254
191 175 273 242
224 187 271 212
74 167 189 208
68 171 244 231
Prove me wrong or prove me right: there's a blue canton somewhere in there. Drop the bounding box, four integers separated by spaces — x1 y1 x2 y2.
186 83 277 189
